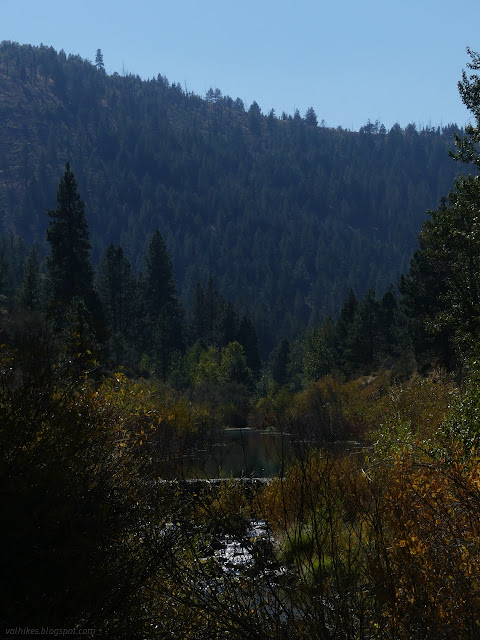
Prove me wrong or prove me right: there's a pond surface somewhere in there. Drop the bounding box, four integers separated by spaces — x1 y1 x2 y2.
192 429 301 478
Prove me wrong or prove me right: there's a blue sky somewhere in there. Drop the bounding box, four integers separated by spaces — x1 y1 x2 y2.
3 0 480 131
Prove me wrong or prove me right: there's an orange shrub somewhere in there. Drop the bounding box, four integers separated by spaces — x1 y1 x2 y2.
376 448 480 638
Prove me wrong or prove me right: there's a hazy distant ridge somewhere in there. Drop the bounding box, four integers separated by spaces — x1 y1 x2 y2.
0 41 464 348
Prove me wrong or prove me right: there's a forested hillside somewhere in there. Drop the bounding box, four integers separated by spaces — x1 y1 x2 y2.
0 41 465 350
5 39 480 638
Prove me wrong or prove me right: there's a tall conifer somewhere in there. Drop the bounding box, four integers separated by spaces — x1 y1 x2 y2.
97 244 136 335
46 163 103 342
143 230 184 378
46 163 95 311
189 282 207 345
17 245 42 311
237 314 262 377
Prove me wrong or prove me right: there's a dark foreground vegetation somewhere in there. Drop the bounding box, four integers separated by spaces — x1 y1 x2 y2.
3 45 480 639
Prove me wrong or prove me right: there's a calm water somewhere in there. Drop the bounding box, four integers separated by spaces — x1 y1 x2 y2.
193 429 300 478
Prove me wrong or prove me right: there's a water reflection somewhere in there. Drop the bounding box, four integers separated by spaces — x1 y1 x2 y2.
194 429 299 478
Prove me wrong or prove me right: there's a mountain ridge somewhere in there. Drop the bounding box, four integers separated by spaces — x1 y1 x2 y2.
0 40 465 349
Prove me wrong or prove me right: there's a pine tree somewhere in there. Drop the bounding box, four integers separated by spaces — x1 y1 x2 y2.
203 275 223 346
17 245 42 311
189 282 207 345
46 163 97 322
335 287 358 369
144 231 177 316
219 299 238 347
97 244 137 335
237 314 262 377
271 338 290 386
302 317 337 383
95 49 104 71
337 288 358 345
304 107 318 127
344 289 379 372
399 236 452 370
377 286 401 361
143 230 184 378
45 163 105 354
399 49 480 368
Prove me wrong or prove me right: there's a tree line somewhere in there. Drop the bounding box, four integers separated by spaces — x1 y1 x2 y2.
9 160 417 408
9 129 479 407
14 162 260 396
0 40 466 352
